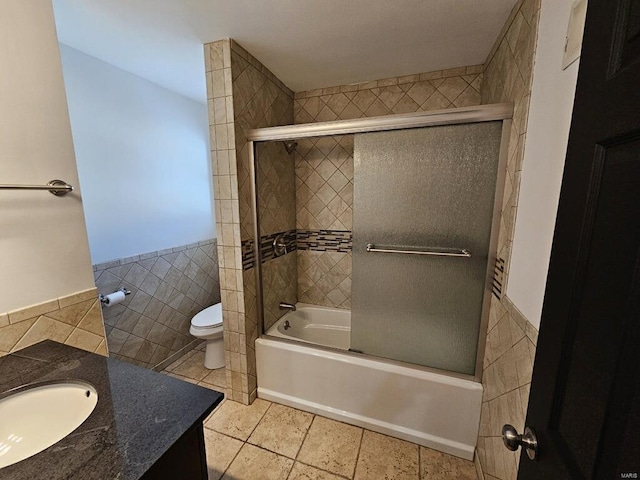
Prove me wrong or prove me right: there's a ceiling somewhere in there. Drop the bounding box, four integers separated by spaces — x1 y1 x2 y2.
52 0 517 105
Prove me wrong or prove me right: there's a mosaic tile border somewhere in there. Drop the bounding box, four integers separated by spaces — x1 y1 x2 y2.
241 230 298 270
241 229 353 270
297 229 352 252
241 239 254 270
492 257 506 299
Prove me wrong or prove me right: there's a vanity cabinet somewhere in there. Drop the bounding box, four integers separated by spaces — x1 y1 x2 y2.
141 423 208 480
0 341 222 480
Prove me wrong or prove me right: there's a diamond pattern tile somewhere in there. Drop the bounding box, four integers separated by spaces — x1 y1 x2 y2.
233 52 294 243
293 66 483 311
297 251 351 309
95 239 220 369
256 141 296 237
294 71 482 123
0 289 108 358
476 0 541 479
295 136 353 231
481 0 540 292
262 254 297 331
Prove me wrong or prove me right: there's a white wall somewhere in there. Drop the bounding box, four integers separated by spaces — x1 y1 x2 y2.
59 45 215 264
507 0 583 327
0 0 95 313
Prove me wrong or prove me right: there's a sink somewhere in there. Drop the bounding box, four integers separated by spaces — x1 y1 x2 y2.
0 381 98 469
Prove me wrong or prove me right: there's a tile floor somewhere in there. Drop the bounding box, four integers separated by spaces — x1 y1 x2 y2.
162 342 229 393
162 344 478 480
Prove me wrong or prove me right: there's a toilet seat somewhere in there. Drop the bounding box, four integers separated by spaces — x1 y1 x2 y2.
191 303 223 329
190 323 223 334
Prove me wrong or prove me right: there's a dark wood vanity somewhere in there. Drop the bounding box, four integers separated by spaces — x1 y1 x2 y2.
0 341 223 480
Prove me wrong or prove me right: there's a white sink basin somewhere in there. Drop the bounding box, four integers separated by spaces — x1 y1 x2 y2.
0 381 98 469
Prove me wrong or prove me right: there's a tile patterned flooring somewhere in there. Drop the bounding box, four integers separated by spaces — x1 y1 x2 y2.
162 344 477 480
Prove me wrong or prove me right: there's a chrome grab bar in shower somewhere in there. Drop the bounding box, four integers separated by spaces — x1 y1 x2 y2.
366 243 472 258
0 179 74 196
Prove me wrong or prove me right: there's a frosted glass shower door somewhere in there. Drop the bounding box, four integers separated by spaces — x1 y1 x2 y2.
351 122 503 375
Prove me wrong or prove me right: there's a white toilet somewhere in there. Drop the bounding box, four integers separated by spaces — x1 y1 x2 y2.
189 303 224 369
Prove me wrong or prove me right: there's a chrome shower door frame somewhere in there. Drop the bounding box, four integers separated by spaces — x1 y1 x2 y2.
247 103 513 382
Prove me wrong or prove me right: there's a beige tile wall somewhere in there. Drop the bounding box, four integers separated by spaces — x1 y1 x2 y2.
206 26 538 425
295 135 354 232
293 66 483 309
476 297 538 480
253 140 298 329
205 39 294 404
262 253 297 331
233 48 295 242
96 239 220 370
0 288 108 357
297 250 352 309
294 65 484 122
476 0 542 478
206 39 245 403
251 137 298 330
295 134 353 309
482 0 539 289
255 138 296 236
254 139 298 330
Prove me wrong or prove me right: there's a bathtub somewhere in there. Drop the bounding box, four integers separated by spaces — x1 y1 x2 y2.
265 303 350 350
257 304 483 460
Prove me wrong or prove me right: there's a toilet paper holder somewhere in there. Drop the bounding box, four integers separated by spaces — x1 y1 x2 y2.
99 288 131 305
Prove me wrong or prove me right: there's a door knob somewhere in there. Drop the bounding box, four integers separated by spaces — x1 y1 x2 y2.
502 424 538 460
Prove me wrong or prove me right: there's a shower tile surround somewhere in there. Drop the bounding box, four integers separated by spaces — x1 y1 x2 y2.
295 228 353 308
477 297 537 480
240 228 353 324
293 66 484 309
205 39 295 403
241 230 297 270
475 0 542 479
94 239 221 370
241 229 352 269
205 37 490 403
207 22 541 480
0 288 108 357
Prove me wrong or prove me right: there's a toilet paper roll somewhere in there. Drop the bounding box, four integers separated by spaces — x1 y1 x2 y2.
103 290 126 307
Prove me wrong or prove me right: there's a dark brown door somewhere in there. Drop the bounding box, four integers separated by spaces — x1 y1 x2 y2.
517 0 640 478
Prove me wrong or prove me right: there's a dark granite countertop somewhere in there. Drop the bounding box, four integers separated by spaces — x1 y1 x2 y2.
0 340 223 480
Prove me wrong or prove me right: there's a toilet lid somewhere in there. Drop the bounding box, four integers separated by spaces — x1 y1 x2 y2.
191 303 223 328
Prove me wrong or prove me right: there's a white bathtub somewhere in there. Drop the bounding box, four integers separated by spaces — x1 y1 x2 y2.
257 305 483 460
265 303 350 350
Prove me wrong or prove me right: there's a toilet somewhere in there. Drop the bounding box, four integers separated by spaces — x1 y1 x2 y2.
189 303 224 369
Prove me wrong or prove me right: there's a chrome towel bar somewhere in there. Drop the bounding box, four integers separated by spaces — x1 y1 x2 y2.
0 179 74 196
366 243 471 258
